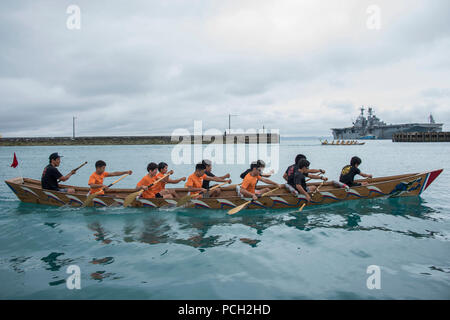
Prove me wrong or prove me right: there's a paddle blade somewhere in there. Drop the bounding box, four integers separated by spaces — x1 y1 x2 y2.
123 190 142 208
298 203 306 212
227 201 249 215
83 193 97 207
176 194 192 207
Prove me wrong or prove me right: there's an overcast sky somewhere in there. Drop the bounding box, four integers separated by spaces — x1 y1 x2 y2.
0 0 449 137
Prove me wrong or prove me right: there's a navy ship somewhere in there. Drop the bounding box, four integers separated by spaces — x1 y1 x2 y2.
331 107 443 140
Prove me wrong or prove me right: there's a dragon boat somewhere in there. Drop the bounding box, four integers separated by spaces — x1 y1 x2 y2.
321 140 365 145
4 169 442 211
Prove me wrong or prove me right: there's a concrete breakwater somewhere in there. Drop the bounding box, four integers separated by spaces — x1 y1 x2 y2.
392 131 450 142
0 133 280 146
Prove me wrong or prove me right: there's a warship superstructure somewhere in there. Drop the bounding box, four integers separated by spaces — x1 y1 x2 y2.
331 107 443 140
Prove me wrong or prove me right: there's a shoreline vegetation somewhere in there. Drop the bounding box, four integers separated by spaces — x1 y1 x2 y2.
0 133 280 146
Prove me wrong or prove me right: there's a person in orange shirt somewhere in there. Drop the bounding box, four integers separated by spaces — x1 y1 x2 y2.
185 163 227 198
240 162 282 201
135 162 161 199
152 162 186 199
88 160 132 195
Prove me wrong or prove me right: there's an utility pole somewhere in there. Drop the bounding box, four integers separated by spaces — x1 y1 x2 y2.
72 116 76 140
228 114 238 134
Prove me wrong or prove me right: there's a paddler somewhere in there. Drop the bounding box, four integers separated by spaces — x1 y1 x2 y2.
239 160 273 179
283 154 325 194
152 162 186 199
289 159 327 199
339 156 372 187
41 152 76 193
88 160 132 195
185 163 228 198
201 159 231 197
135 162 163 199
239 162 282 201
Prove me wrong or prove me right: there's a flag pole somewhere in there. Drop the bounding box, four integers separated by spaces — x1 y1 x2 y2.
18 163 24 184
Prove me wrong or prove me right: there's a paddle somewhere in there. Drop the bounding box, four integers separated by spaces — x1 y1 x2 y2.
176 181 231 207
83 174 129 207
123 172 172 208
72 161 88 172
298 181 324 212
228 187 281 215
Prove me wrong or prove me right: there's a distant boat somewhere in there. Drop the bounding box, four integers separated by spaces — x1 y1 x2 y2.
321 140 365 145
331 107 443 140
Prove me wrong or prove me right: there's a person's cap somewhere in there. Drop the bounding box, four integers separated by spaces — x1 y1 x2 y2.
202 159 212 166
49 153 63 161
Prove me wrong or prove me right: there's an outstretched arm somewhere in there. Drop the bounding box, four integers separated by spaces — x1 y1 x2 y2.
204 175 231 183
218 173 230 180
59 169 76 182
308 174 328 181
360 172 372 179
167 177 186 184
260 177 282 188
308 168 325 174
108 170 132 177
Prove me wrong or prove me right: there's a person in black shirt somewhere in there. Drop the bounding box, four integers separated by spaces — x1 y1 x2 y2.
239 160 274 179
201 159 231 197
339 156 372 187
283 154 325 183
41 153 76 193
291 159 327 200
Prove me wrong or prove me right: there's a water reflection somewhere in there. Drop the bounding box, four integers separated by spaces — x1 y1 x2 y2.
88 221 112 244
80 197 441 251
40 252 74 271
284 197 442 239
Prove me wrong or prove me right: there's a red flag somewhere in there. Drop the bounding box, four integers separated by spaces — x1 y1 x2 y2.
11 152 18 168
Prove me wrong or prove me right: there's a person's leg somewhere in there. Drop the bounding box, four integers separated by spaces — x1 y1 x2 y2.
169 189 178 198
308 185 316 192
256 188 270 196
67 188 76 194
285 183 298 195
209 188 221 197
160 189 173 199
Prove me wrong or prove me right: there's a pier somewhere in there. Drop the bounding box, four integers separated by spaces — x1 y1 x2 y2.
0 133 280 146
392 132 450 142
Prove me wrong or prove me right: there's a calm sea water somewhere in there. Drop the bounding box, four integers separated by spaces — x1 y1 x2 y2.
0 139 449 299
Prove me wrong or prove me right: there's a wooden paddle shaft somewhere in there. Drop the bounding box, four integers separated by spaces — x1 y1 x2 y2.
299 181 324 211
73 161 88 172
207 181 229 192
106 173 129 188
137 172 172 193
260 186 280 197
228 186 281 215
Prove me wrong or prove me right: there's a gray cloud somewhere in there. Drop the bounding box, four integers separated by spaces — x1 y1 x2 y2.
1 0 449 137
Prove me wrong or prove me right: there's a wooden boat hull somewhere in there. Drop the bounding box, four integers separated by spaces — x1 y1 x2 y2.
4 169 443 211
